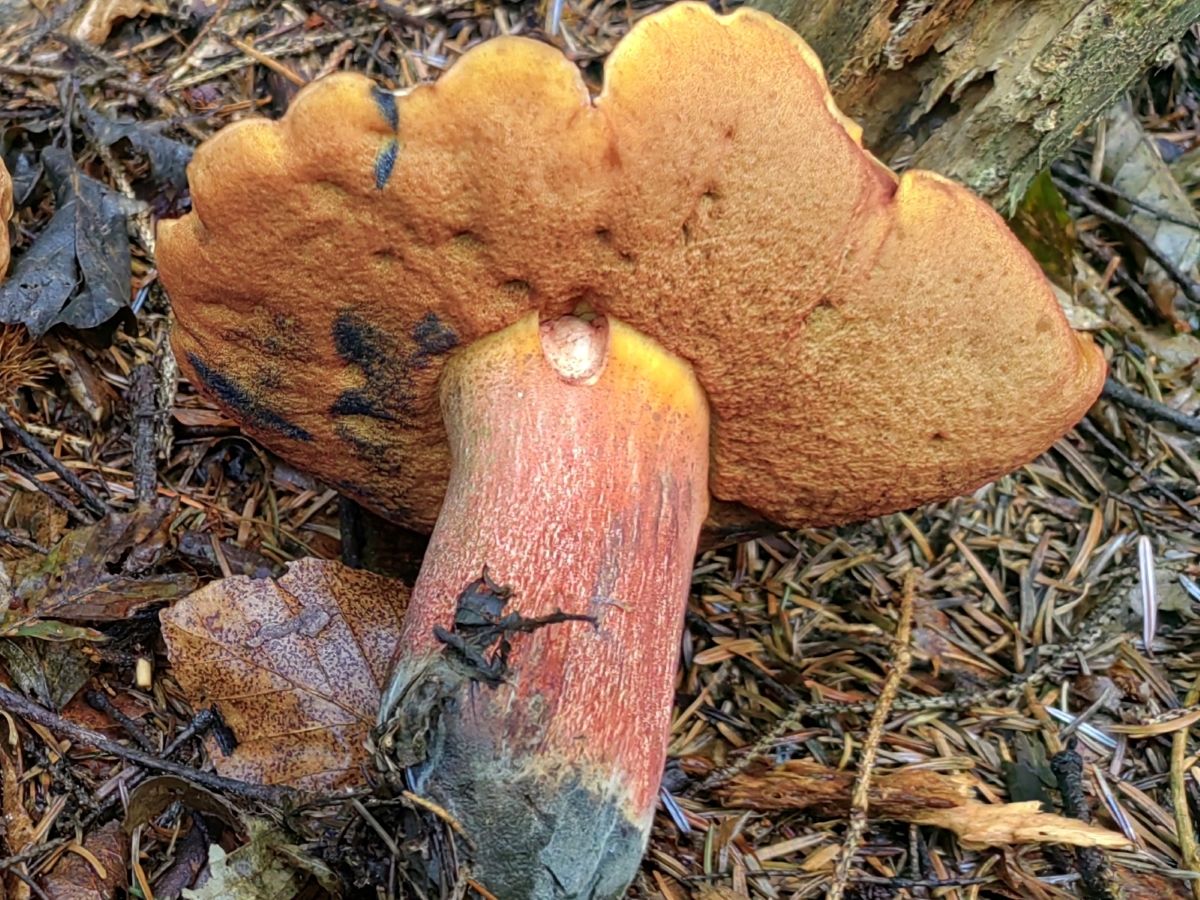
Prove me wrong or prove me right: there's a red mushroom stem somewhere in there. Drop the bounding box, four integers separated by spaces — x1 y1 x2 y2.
379 310 709 897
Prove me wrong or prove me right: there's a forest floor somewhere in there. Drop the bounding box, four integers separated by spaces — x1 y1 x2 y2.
0 1 1199 899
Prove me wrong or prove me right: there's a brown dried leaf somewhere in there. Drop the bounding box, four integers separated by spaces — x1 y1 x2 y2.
1102 100 1200 328
911 800 1131 849
161 559 406 790
71 0 149 44
10 498 196 621
170 406 238 428
38 821 127 900
0 750 34 849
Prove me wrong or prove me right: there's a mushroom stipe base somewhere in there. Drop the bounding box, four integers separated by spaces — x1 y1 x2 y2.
376 312 710 898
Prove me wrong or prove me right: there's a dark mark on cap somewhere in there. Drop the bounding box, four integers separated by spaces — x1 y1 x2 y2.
187 353 313 442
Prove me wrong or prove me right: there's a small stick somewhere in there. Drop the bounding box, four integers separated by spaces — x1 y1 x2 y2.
1050 741 1123 900
129 364 158 505
1102 377 1200 437
1054 178 1200 308
1078 231 1161 322
3 457 92 525
0 407 107 518
0 685 293 806
0 526 47 554
352 797 402 858
1078 418 1200 526
825 573 915 900
1052 163 1200 231
226 36 307 87
85 690 156 754
1172 674 1200 900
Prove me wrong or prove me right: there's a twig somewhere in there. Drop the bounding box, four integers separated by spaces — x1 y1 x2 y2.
0 685 294 806
2 456 92 525
1102 377 1200 436
0 526 47 554
1055 178 1200 308
0 407 107 518
8 866 52 900
130 364 158 505
352 797 402 858
1078 230 1162 323
160 0 233 85
167 24 379 91
1172 673 1200 900
1050 741 1124 900
1052 163 1200 231
226 36 308 87
85 690 156 753
1078 418 1200 527
826 573 915 900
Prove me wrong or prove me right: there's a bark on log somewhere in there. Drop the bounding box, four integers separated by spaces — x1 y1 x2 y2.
749 0 1200 208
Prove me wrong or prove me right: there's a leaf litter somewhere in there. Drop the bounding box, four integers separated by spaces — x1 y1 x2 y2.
0 2 1198 899
0 147 133 337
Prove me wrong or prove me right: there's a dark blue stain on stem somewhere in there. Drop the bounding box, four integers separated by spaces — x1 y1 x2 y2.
187 353 313 442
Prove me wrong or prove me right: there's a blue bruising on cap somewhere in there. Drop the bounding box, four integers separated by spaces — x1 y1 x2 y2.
373 86 399 131
187 352 314 442
375 139 399 189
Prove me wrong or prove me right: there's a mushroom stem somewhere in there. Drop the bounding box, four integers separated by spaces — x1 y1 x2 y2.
379 311 709 898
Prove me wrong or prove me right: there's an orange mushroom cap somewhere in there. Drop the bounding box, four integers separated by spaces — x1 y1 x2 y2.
159 2 1105 533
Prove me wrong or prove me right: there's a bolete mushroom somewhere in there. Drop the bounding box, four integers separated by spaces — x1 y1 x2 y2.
157 4 1105 896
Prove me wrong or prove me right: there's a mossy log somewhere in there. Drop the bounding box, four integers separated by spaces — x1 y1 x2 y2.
751 0 1200 208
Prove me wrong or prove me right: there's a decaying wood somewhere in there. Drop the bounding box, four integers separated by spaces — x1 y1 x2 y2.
750 0 1200 207
718 759 974 818
717 760 1131 849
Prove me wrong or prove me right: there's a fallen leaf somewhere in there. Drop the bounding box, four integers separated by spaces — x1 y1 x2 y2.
182 818 307 900
171 406 238 428
0 746 36 900
38 821 127 900
42 333 117 425
1103 100 1200 329
6 490 67 549
0 147 132 337
161 558 406 790
82 105 193 191
911 593 1003 689
1116 865 1194 900
176 531 283 580
718 760 1130 849
1001 732 1057 811
0 747 35 852
0 639 94 710
1010 169 1076 290
9 498 196 622
124 775 241 833
71 0 150 44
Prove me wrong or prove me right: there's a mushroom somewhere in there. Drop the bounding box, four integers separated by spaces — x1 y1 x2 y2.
1 157 12 277
157 3 1106 896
